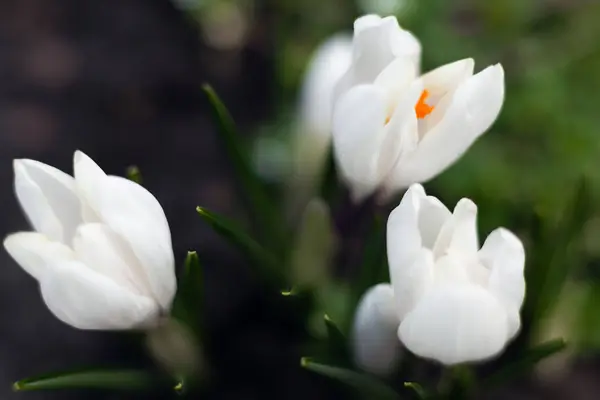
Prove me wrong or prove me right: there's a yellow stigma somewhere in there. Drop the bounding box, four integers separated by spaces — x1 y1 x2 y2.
415 89 434 119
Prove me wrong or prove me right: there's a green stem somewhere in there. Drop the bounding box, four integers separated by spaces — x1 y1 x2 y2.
437 365 476 400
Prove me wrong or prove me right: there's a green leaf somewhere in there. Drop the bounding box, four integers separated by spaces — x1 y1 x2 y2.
202 84 286 256
525 178 592 334
301 358 400 400
290 199 337 288
172 251 204 337
404 382 427 399
196 207 284 288
14 369 154 392
126 165 142 185
484 338 567 388
310 281 352 338
323 314 350 364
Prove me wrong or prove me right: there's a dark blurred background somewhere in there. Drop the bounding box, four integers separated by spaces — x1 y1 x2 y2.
1 0 600 399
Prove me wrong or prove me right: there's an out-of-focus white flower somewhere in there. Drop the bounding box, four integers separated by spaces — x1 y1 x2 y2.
332 16 504 201
292 35 353 183
352 284 402 375
288 34 353 218
4 151 176 330
299 34 354 141
353 184 525 366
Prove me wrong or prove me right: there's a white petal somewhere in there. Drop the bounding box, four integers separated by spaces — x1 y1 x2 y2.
353 14 383 34
391 248 434 320
3 232 74 280
464 64 505 135
417 196 451 249
72 150 107 205
73 223 153 297
373 57 419 123
40 260 160 330
387 184 426 270
300 34 353 138
420 58 474 101
480 228 526 338
352 16 404 84
376 80 422 192
388 27 421 72
432 254 471 286
332 85 387 199
73 151 176 310
398 284 510 365
393 64 505 186
417 59 475 134
432 198 479 259
14 159 82 243
352 284 401 376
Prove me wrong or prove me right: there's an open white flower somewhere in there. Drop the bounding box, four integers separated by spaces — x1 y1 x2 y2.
3 151 176 330
333 34 504 201
353 184 525 366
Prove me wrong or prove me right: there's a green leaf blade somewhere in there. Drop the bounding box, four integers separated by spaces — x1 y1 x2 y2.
172 251 204 338
196 207 284 288
301 358 400 400
202 84 286 256
323 314 350 364
404 382 428 399
14 369 154 392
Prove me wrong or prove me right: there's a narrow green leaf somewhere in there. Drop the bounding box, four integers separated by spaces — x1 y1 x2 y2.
525 178 592 336
196 207 283 287
484 338 567 388
314 282 352 337
126 165 143 185
14 369 154 392
172 251 204 337
404 382 427 399
324 314 346 344
301 358 400 400
202 84 286 256
323 314 350 364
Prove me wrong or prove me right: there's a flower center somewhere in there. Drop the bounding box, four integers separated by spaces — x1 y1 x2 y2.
415 89 434 119
384 89 435 125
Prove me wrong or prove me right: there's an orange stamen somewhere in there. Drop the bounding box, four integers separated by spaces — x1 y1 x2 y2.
415 90 434 119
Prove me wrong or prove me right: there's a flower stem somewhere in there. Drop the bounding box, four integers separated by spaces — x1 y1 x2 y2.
437 365 476 400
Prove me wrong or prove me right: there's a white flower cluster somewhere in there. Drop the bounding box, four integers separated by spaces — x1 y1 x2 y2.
299 15 523 369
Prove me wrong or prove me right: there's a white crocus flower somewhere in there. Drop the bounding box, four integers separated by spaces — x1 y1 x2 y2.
3 151 176 330
333 43 504 201
353 184 525 366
